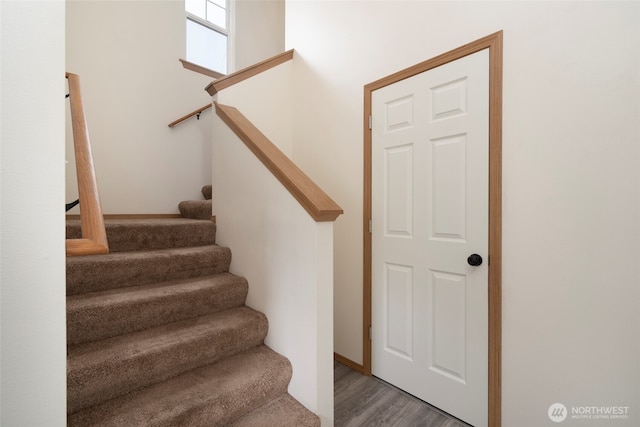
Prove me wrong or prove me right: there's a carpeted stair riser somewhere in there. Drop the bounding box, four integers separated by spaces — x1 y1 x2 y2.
230 394 321 427
68 345 292 427
66 245 231 296
67 218 216 253
67 273 248 345
68 307 268 414
178 200 212 220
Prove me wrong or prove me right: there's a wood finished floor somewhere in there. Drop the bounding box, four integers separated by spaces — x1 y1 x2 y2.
334 362 471 427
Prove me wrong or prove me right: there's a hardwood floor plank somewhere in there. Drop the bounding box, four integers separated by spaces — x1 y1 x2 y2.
334 362 470 427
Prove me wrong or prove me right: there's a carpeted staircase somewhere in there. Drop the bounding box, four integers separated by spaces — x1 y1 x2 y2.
66 186 320 426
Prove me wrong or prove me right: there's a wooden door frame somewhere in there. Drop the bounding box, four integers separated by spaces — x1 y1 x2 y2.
362 31 503 427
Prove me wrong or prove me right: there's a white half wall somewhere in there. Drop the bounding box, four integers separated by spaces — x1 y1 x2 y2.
211 107 334 425
1 1 67 425
286 1 640 426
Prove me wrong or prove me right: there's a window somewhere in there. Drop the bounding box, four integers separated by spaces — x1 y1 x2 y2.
185 0 229 74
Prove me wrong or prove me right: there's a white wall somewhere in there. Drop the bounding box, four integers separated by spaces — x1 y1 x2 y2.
286 1 640 426
211 95 334 424
65 0 284 214
1 1 67 425
65 0 214 214
234 0 285 70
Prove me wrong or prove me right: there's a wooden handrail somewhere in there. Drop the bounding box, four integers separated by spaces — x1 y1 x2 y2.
168 103 212 128
205 50 294 96
174 51 294 127
215 102 343 222
179 59 225 79
66 72 109 256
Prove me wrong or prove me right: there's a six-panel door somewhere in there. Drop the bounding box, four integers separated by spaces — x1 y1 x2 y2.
371 49 490 427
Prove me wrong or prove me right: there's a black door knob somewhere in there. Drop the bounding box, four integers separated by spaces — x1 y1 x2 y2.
467 254 483 266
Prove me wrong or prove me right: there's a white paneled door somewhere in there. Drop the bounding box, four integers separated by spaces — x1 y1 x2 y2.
371 49 489 427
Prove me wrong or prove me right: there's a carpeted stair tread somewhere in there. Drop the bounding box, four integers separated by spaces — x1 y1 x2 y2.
67 345 291 427
66 218 216 252
202 184 212 200
229 393 321 426
67 273 249 345
66 245 231 295
178 199 212 220
68 306 268 414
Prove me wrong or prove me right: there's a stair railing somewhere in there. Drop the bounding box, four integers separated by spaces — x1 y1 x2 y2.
179 58 225 79
171 51 294 128
66 72 109 256
205 50 294 96
168 59 224 128
214 102 343 221
168 103 212 128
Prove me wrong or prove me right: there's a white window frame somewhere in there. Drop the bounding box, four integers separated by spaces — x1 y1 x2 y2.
185 0 234 74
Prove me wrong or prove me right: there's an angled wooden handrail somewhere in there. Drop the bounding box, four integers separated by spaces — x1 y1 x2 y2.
215 102 343 222
66 72 109 256
179 58 225 79
206 50 294 96
168 103 212 128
